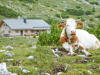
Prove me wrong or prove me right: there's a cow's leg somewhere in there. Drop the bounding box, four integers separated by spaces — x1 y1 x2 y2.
79 43 92 56
68 45 77 56
62 42 70 51
62 42 77 56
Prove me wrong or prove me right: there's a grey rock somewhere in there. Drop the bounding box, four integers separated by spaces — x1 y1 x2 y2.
27 56 34 60
4 46 14 50
22 69 30 73
0 63 17 75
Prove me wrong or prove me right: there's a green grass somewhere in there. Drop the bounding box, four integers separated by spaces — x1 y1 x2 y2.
0 15 5 20
0 37 100 75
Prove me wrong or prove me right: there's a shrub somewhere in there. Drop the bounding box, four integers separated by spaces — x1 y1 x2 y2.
92 7 96 12
61 13 69 18
19 0 38 3
77 16 85 21
76 6 81 9
85 0 89 1
96 15 100 18
56 13 69 18
0 5 20 18
90 1 99 5
37 19 62 46
66 8 84 16
89 17 94 21
85 10 93 15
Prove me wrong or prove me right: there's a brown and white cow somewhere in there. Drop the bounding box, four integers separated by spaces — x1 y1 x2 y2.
58 18 100 56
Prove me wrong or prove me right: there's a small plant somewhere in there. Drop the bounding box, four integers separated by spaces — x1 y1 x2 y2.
85 10 93 15
96 15 100 18
19 0 38 3
0 5 20 18
56 13 69 18
66 8 85 16
92 7 96 12
90 1 99 5
38 19 62 46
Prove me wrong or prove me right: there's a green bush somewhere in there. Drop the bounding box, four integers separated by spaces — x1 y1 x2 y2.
92 7 96 12
90 1 99 5
0 5 20 18
77 16 85 21
89 17 94 21
56 13 69 18
66 8 84 16
37 19 62 46
19 0 38 3
96 15 100 18
85 10 93 15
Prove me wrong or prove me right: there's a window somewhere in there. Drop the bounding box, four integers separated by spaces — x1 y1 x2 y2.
31 30 34 33
24 30 28 33
15 30 19 33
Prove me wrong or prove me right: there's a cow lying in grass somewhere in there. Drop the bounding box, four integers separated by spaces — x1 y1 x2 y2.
58 18 100 56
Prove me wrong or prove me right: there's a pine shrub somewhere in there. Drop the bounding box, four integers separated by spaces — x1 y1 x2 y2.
37 19 62 46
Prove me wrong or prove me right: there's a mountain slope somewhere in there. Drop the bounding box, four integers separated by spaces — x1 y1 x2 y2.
0 0 100 24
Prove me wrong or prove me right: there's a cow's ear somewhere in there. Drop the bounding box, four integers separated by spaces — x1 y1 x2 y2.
58 24 66 29
77 22 83 28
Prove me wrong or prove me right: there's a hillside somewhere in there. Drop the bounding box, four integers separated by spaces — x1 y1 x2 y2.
0 0 100 24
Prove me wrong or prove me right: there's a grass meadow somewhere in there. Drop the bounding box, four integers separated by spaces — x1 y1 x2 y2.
0 37 100 75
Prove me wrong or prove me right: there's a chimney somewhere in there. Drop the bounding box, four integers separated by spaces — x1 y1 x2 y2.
23 17 27 23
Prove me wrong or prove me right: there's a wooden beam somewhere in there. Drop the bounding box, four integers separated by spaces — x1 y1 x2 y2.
0 21 4 27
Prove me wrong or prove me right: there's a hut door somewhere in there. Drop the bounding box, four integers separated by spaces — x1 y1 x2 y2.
20 30 23 36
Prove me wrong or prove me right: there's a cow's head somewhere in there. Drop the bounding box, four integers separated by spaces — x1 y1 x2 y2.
58 18 83 38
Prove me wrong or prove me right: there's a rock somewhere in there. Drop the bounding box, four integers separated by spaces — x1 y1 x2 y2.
78 55 86 58
11 73 18 75
51 48 69 57
5 58 14 61
88 70 92 75
57 72 62 75
51 48 59 57
45 73 51 75
82 0 90 5
18 66 23 70
0 50 6 52
0 63 17 75
33 66 38 70
22 69 30 73
38 3 46 7
92 59 95 62
32 45 36 48
27 56 34 60
4 46 14 50
4 52 14 57
91 66 99 69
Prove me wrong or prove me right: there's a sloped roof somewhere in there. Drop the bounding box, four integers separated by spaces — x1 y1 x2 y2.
3 19 51 30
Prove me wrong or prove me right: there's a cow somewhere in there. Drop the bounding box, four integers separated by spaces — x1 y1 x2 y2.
58 18 100 56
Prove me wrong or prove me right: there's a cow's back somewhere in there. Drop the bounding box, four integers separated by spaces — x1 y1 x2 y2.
76 29 100 50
